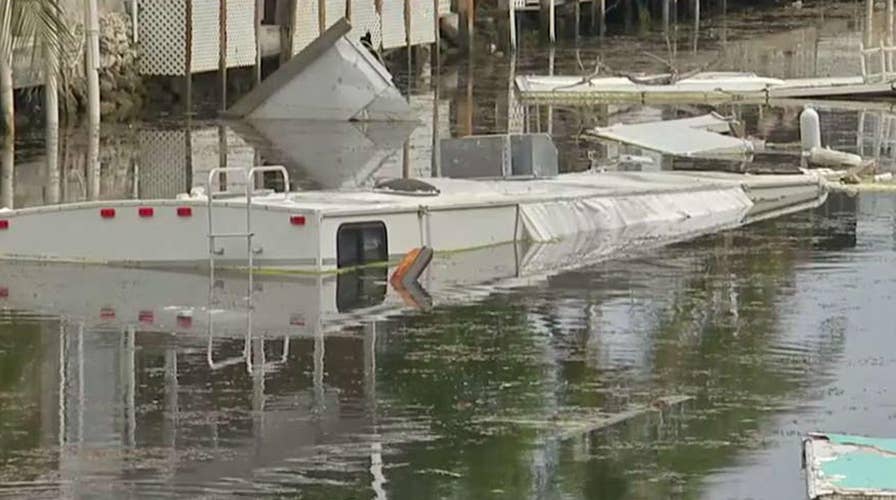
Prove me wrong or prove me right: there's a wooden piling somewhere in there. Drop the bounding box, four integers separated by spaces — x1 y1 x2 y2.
692 0 700 52
467 0 475 50
255 0 262 85
573 0 580 40
219 0 228 111
184 0 193 115
319 0 326 32
888 0 894 71
435 0 442 60
662 0 670 33
598 0 605 37
508 0 517 50
866 0 874 48
539 0 555 43
458 0 475 52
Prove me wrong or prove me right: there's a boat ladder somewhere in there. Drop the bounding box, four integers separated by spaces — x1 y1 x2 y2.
204 166 291 373
205 165 291 270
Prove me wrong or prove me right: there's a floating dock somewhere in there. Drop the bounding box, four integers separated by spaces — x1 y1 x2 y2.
514 72 896 105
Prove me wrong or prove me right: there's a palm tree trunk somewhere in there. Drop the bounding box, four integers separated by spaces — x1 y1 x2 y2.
84 0 100 200
1 0 13 209
45 42 60 204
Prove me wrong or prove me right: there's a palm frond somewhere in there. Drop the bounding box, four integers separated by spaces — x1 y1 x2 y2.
0 0 74 72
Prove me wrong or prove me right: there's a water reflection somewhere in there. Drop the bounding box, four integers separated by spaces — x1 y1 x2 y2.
0 192 864 497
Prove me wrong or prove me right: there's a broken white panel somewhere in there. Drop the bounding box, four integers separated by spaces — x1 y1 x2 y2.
227 20 413 121
235 120 415 189
591 113 753 158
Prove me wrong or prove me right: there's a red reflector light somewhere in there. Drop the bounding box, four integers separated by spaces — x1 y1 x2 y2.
138 207 154 218
177 207 192 217
0 287 8 299
100 208 116 219
100 307 116 320
177 315 193 329
0 220 8 230
138 310 154 324
290 215 306 226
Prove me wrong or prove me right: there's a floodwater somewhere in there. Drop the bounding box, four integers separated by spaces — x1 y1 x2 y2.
2 2 896 499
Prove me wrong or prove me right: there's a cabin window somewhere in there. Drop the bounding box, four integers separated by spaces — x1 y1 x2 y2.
337 222 388 268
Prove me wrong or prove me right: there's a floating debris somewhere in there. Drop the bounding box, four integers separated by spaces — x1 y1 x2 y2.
804 433 896 499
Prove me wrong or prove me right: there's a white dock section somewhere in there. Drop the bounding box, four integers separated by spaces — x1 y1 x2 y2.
514 72 896 104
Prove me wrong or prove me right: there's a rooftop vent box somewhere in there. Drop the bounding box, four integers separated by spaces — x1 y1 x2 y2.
439 133 559 179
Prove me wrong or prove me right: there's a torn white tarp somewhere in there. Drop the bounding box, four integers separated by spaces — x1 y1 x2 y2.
519 186 754 242
591 113 754 158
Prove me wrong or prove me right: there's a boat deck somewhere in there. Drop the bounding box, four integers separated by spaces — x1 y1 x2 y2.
0 170 827 272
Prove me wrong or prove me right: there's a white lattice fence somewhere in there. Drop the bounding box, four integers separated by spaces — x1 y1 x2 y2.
137 128 256 198
408 1 435 46
348 0 382 48
292 0 321 55
139 0 257 76
380 0 406 49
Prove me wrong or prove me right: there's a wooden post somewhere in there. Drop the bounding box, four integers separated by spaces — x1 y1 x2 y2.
509 0 517 50
662 0 670 33
721 0 727 45
219 0 228 111
84 0 101 201
434 0 442 63
866 0 874 48
319 0 326 33
255 0 263 85
692 0 700 52
598 0 605 37
888 0 894 72
185 0 193 115
466 0 475 51
573 0 580 41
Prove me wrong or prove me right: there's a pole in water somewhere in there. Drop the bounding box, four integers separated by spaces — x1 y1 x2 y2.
185 0 193 115
219 0 228 111
800 106 821 153
866 0 874 48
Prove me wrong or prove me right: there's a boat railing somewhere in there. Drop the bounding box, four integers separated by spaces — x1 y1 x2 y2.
859 42 896 82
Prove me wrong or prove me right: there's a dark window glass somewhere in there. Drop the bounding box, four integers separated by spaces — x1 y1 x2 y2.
337 222 388 268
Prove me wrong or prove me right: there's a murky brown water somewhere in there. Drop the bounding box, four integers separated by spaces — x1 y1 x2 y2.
1 2 896 498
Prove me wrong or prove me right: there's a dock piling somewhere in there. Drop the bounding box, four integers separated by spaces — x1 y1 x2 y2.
184 0 193 115
540 0 555 43
219 0 228 111
255 0 262 85
663 0 670 33
866 0 874 47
